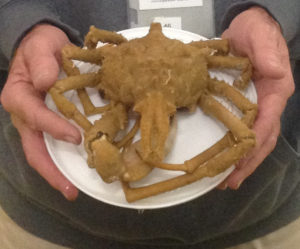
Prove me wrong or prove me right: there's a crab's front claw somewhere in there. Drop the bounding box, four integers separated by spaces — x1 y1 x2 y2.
90 135 125 183
122 141 153 182
90 137 153 183
134 92 176 164
84 103 128 183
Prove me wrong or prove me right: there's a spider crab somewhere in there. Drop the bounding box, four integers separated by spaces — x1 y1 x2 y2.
49 23 257 202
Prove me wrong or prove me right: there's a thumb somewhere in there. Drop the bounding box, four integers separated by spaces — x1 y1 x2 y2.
221 7 287 80
29 53 60 92
249 37 286 80
21 25 70 91
24 40 61 92
223 28 285 80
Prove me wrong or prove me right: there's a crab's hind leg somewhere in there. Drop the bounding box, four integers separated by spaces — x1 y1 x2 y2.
84 25 128 49
122 127 253 203
207 78 258 126
156 132 234 172
207 55 252 90
198 92 256 164
179 78 257 172
122 91 256 202
154 77 257 173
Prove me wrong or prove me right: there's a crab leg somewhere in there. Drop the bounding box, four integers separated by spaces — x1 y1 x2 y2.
207 56 252 90
122 93 256 202
200 93 256 144
208 78 258 126
122 133 253 202
62 45 106 72
60 26 127 115
123 124 255 202
77 89 111 116
49 73 100 131
84 25 128 49
154 78 257 172
155 132 234 172
189 39 229 55
182 79 257 172
183 80 257 172
115 118 140 149
61 44 113 116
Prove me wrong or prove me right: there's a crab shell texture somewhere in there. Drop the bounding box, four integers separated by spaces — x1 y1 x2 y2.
49 23 257 202
99 24 215 162
100 25 209 109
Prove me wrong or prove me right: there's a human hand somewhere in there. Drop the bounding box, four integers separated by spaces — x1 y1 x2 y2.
219 7 295 190
0 24 81 200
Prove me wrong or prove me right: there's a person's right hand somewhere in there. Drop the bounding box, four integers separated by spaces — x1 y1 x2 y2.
218 7 295 190
0 24 81 200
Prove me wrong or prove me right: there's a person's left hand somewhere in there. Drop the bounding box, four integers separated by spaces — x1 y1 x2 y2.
218 7 295 190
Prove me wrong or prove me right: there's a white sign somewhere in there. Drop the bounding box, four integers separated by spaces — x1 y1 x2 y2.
153 17 182 29
139 0 203 10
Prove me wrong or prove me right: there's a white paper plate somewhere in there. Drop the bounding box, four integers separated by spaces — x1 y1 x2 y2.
44 27 257 209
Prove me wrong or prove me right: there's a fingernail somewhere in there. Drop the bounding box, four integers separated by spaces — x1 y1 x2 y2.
219 183 228 190
236 181 243 189
62 186 71 199
62 185 78 201
63 135 79 144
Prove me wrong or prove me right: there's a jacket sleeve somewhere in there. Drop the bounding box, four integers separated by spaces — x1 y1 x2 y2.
216 0 300 41
215 0 300 60
0 0 82 70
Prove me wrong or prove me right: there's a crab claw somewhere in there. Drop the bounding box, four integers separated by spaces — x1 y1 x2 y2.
122 141 153 182
134 92 176 164
84 103 127 183
90 135 125 183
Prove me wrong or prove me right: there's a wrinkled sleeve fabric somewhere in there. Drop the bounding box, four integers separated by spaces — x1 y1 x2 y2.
215 0 300 60
0 0 82 70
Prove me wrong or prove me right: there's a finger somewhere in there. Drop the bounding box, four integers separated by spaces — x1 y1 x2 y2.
222 12 287 80
225 109 280 189
225 127 278 190
23 38 61 92
248 34 286 80
2 81 81 144
11 115 79 200
219 91 282 189
29 54 60 92
217 180 228 190
216 134 264 191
